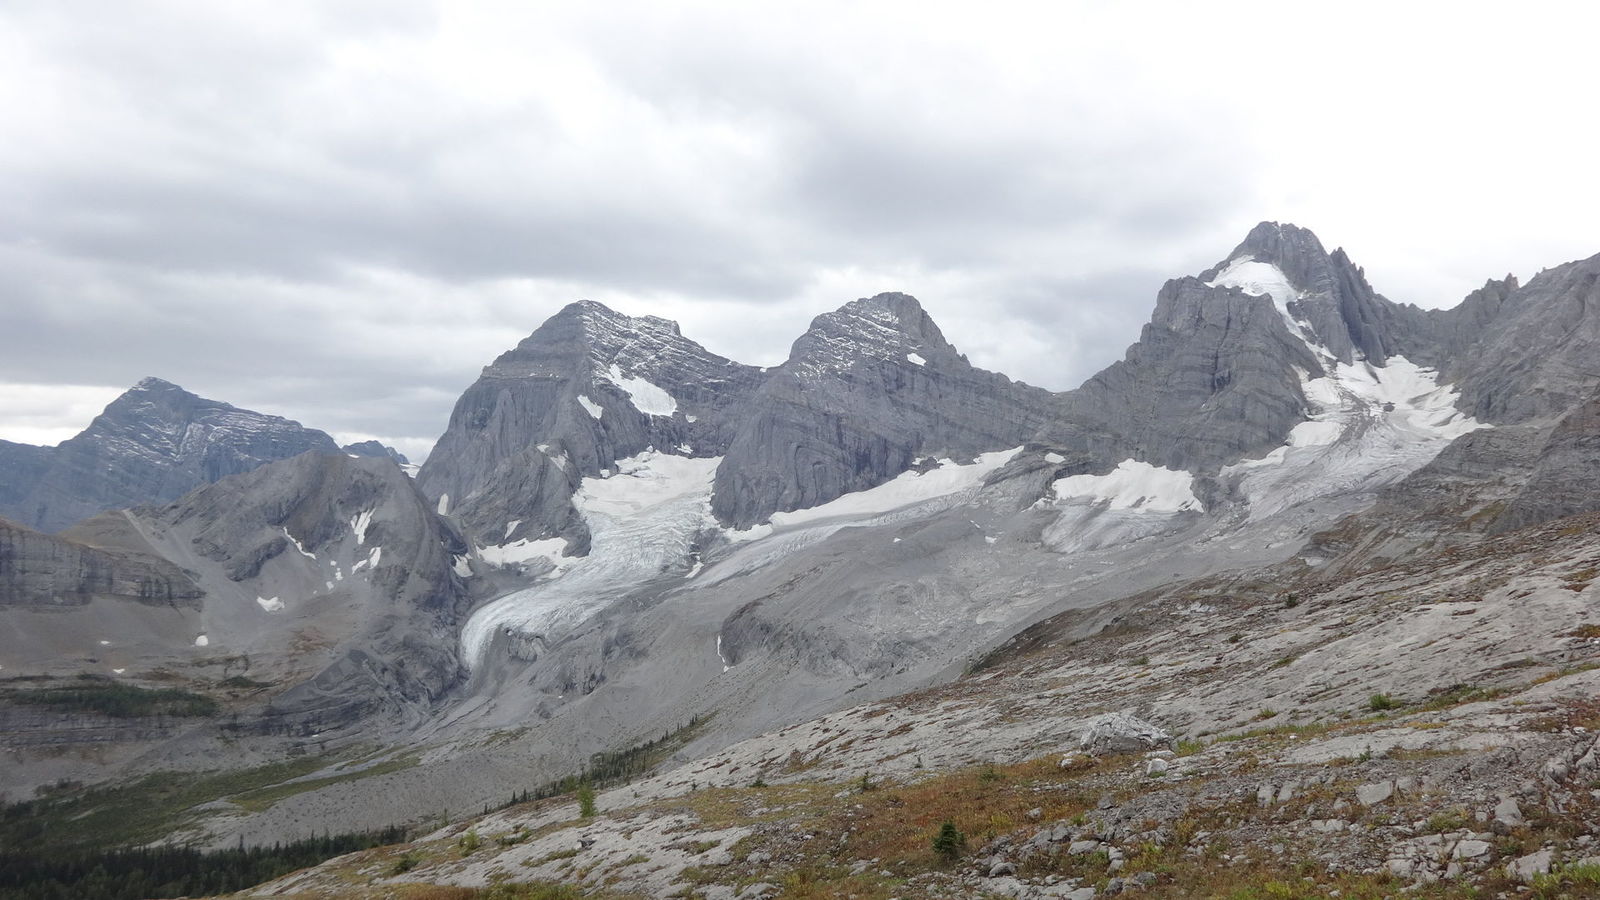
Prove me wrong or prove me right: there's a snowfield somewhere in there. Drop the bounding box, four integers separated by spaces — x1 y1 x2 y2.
606 365 679 417
707 448 1022 585
1042 460 1203 553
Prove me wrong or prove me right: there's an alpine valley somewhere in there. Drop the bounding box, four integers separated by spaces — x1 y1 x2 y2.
6 222 1600 899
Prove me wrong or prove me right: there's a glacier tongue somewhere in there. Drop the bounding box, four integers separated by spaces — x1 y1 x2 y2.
460 451 720 666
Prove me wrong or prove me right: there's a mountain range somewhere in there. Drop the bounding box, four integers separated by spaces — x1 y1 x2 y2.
3 221 1600 897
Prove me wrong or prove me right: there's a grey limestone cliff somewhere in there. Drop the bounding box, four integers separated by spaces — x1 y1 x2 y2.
1443 252 1600 424
0 378 341 534
1053 273 1324 472
0 515 203 608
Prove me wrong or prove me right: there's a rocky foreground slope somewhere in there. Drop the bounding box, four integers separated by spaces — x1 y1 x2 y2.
241 509 1600 898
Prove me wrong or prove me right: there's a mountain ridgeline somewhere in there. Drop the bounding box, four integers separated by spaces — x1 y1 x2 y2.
4 221 1600 856
418 222 1600 550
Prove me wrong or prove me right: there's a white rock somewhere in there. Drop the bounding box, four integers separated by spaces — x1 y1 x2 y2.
1493 796 1525 829
1505 848 1554 882
1356 780 1394 806
1078 712 1172 756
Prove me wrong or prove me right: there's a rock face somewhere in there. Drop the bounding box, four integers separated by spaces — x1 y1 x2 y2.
1054 272 1324 472
1444 252 1600 424
0 378 341 533
0 516 202 608
711 293 1055 529
1494 388 1600 531
417 300 763 549
1203 222 1405 364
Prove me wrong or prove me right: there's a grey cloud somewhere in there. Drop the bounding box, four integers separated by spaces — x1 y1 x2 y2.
2 3 1593 461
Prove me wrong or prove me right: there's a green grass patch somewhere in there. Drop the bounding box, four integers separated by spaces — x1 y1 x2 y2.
228 753 421 813
4 676 218 718
0 754 345 849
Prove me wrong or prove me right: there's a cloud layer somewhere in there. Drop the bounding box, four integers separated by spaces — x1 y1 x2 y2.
3 1 1597 460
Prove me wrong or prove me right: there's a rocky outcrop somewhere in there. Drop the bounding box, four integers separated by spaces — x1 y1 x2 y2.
0 378 341 533
711 293 1055 528
1076 712 1174 755
417 301 764 548
0 515 202 607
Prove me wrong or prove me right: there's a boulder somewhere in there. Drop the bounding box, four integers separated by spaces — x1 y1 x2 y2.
1078 712 1174 756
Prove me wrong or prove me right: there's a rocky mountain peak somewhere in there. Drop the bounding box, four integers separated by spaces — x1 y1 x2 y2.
1216 221 1336 295
1197 221 1414 366
130 375 187 394
787 292 956 378
485 300 704 383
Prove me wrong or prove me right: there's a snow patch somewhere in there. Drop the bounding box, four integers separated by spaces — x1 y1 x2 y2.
111 668 125 675
99 640 110 646
477 536 570 570
767 448 1021 530
256 596 284 612
716 633 731 673
283 527 317 560
686 414 698 423
504 519 521 539
906 352 926 366
577 395 604 419
350 510 374 545
703 449 1022 586
1051 460 1201 513
452 555 473 578
1208 257 1301 310
726 523 773 543
606 364 679 416
437 494 450 516
194 635 209 647
1044 452 1065 464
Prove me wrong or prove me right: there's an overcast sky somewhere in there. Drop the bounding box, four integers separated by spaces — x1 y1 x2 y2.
2 1 1597 461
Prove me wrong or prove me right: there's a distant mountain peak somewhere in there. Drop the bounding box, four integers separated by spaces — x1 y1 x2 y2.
0 380 339 532
132 375 187 393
